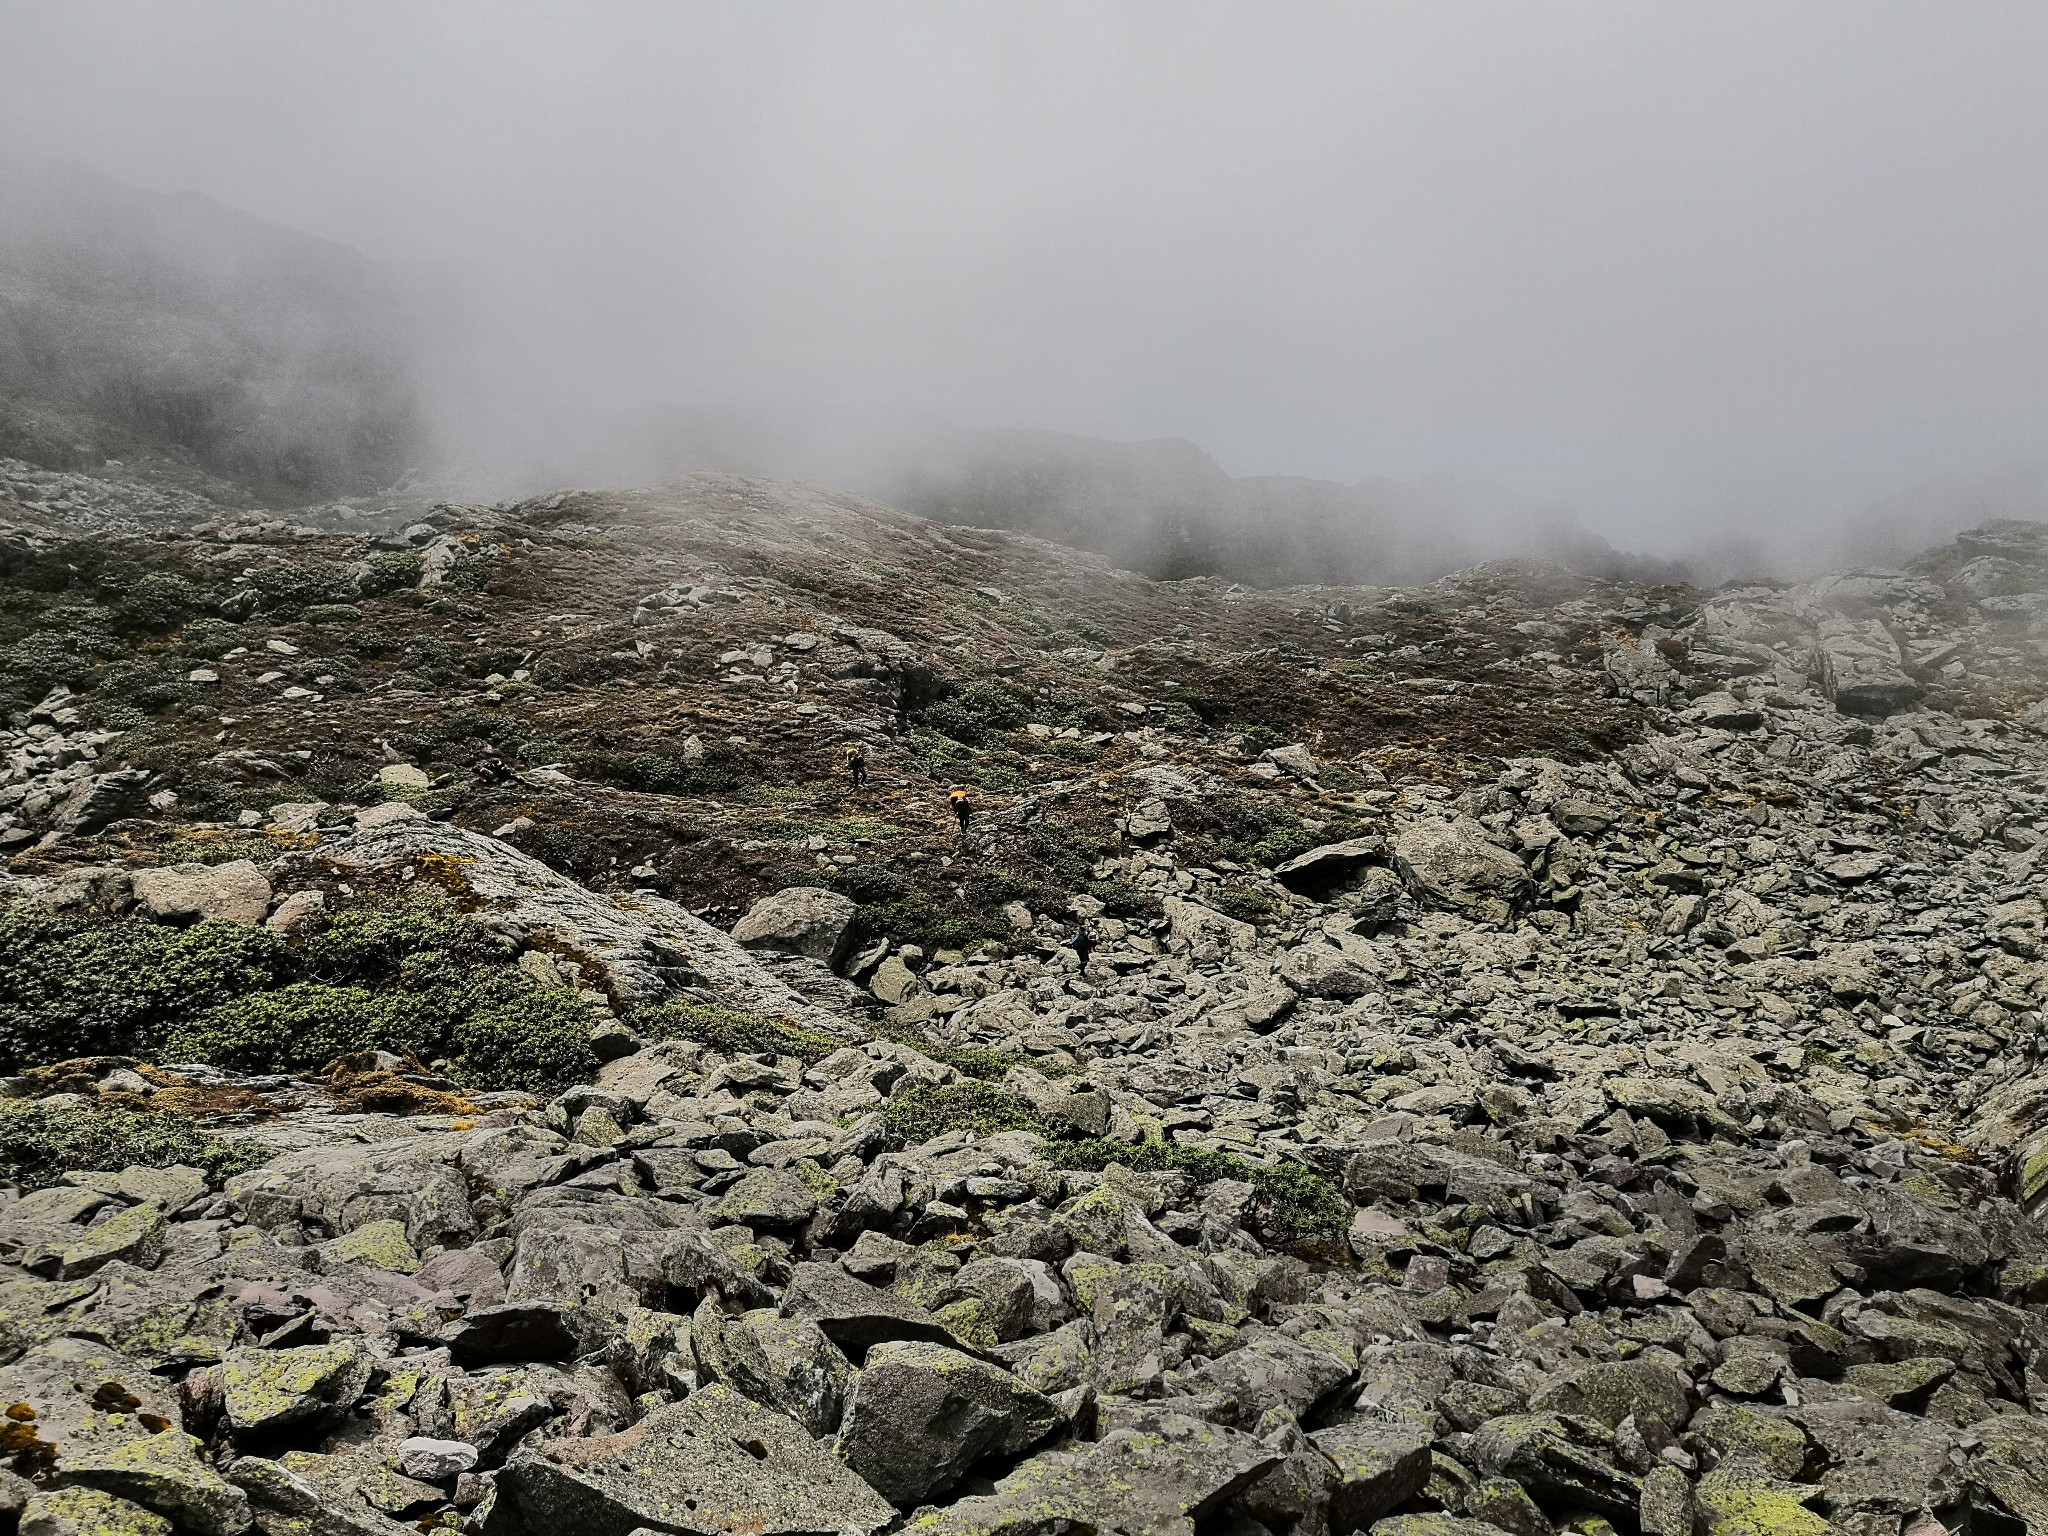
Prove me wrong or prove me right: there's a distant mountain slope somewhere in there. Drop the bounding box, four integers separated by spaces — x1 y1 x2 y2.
0 157 420 494
867 426 1654 588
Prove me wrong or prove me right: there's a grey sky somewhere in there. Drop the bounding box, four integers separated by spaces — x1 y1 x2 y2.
5 1 2048 550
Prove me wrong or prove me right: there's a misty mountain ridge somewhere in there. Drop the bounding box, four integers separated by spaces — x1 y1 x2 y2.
0 155 419 495
3 156 2045 594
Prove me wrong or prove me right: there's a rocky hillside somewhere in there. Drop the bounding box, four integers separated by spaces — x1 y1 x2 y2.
4 454 2048 1536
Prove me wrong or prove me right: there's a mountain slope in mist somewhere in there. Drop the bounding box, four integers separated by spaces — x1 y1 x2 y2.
873 425 1652 587
0 157 420 494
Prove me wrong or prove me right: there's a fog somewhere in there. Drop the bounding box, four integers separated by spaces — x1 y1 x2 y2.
6 2 2048 573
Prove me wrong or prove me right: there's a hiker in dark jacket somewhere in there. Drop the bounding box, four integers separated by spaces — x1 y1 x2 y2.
1069 919 1095 973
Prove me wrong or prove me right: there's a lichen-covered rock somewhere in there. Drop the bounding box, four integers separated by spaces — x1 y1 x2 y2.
839 1340 1063 1507
0 1338 251 1536
730 886 858 968
904 1409 1280 1536
1393 816 1532 913
1310 1421 1434 1532
500 1384 893 1536
20 1487 172 1536
689 1299 850 1438
220 1340 374 1436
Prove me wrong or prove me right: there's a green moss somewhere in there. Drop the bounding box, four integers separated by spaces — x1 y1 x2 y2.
635 1002 842 1066
0 1100 268 1189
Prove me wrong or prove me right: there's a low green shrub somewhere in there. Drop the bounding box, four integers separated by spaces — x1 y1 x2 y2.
882 1081 1053 1143
1248 825 1316 866
305 893 506 984
1044 1139 1346 1243
176 618 248 659
0 891 599 1097
636 1002 844 1065
1208 884 1278 926
110 572 210 633
0 1100 269 1190
304 603 364 624
1085 876 1162 922
250 561 359 613
915 681 1031 746
167 984 438 1074
357 550 424 595
0 907 291 1071
451 989 597 1095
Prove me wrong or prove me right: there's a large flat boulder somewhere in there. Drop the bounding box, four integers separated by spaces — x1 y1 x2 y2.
840 1341 1062 1507
500 1384 892 1536
1392 818 1531 914
0 1337 251 1536
130 861 272 925
731 886 859 968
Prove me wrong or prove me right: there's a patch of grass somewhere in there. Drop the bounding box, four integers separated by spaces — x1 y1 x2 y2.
0 1100 270 1190
637 1002 844 1065
158 835 279 867
582 746 757 797
765 817 903 845
1044 1139 1346 1244
909 730 1029 791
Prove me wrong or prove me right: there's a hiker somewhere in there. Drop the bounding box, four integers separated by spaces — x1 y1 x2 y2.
473 756 512 785
949 786 972 837
843 742 868 788
1069 919 1095 973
